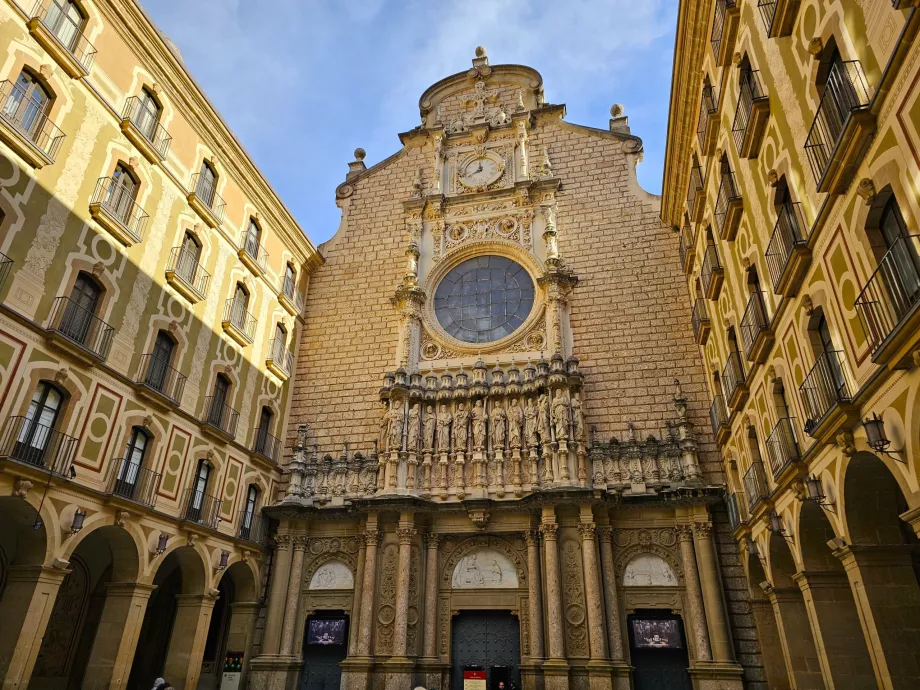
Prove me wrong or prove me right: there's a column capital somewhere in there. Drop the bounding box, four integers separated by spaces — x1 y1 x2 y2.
676 524 694 542
397 527 418 545
425 532 442 549
596 525 613 542
525 529 541 546
692 521 713 539
274 533 292 550
292 535 310 551
364 529 381 547
577 522 597 539
539 522 559 540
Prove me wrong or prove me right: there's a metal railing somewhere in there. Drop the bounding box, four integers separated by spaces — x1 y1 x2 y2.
697 85 718 150
800 350 850 431
106 456 161 507
709 394 729 437
189 172 225 222
726 491 749 531
679 223 696 269
48 296 114 360
743 461 770 511
267 338 293 376
0 415 77 474
281 274 304 312
0 252 11 292
136 353 186 405
31 0 96 71
701 243 722 296
122 96 171 158
732 70 768 153
765 417 800 478
223 297 256 342
740 291 770 359
91 177 149 242
722 350 746 404
252 426 282 462
238 510 268 545
686 163 704 218
166 246 211 297
0 79 65 160
692 297 709 341
805 61 871 185
240 228 268 271
202 396 240 438
182 487 221 528
765 202 808 292
854 234 920 354
714 171 741 236
711 0 737 58
758 0 778 34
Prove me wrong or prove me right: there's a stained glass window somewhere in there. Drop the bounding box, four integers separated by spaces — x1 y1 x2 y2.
433 256 535 343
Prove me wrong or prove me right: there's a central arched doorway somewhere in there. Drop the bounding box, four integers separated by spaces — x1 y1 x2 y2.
627 611 691 690
450 610 521 690
301 611 349 690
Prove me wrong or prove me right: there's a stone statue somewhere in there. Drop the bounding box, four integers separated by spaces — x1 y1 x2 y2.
524 399 538 447
436 403 452 452
454 401 469 451
552 392 570 442
537 393 551 443
571 393 585 441
490 401 506 450
388 403 405 451
472 400 487 449
423 404 436 450
407 404 420 451
508 400 523 448
379 405 390 452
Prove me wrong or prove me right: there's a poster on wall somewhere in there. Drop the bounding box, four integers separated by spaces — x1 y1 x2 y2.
631 619 682 649
220 651 244 690
307 618 347 645
463 669 487 690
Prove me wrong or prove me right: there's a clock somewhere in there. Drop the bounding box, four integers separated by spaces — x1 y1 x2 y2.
458 151 504 190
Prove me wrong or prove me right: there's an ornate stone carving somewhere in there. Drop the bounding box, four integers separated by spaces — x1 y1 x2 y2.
375 542 399 655
468 507 491 530
836 430 856 456
13 478 32 497
622 553 679 586
856 178 876 206
451 547 519 588
561 539 588 658
441 535 527 588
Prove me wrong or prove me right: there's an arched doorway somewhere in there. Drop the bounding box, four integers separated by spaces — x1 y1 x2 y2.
451 610 520 690
302 611 350 690
199 561 259 690
744 549 789 690
626 610 691 690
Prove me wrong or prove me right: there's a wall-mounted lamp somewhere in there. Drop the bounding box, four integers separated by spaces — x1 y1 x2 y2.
156 533 169 555
218 551 230 571
862 413 906 462
745 537 759 557
70 508 86 534
768 511 794 544
801 475 836 513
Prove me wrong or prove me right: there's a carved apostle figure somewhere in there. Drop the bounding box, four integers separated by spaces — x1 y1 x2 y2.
552 392 570 442
379 405 390 452
508 400 523 448
388 403 405 451
472 400 487 450
490 401 506 450
423 404 436 450
407 404 421 451
537 393 551 444
524 399 538 447
436 403 452 452
571 393 585 441
453 401 469 451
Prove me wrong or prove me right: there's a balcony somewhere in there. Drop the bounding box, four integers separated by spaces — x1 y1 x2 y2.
0 252 11 292
0 416 78 475
854 235 920 367
711 0 740 67
740 291 774 363
743 461 770 512
692 297 711 346
279 274 304 316
710 394 731 446
679 223 696 274
765 417 801 480
239 229 268 275
732 70 770 159
726 491 750 532
106 457 161 508
266 338 293 382
187 173 225 228
47 296 114 364
165 247 210 304
252 426 282 463
238 511 268 546
181 488 221 529
697 85 719 155
0 79 65 168
121 96 171 163
136 353 186 408
701 243 724 300
892 0 919 8
758 0 801 39
722 350 748 411
799 350 858 443
201 396 240 441
89 177 149 246
714 172 743 241
765 202 810 297
805 61 873 195
27 0 96 78
222 297 256 347
687 163 705 225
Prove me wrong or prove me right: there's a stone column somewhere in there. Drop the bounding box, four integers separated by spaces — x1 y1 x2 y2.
226 601 261 687
676 525 712 662
761 583 824 689
525 530 545 660
0 565 68 690
578 523 608 660
348 538 367 657
279 534 308 656
422 533 441 659
163 593 218 690
261 533 293 655
692 521 734 663
596 527 624 662
540 512 569 690
357 529 381 656
392 521 416 658
81 581 156 690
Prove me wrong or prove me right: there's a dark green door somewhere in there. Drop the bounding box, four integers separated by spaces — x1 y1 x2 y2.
451 611 521 690
301 615 348 690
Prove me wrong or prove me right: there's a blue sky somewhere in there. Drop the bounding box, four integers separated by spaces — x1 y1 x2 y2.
140 0 677 245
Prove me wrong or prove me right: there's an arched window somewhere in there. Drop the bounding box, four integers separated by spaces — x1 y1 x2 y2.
244 218 261 259
105 162 139 224
176 230 202 283
113 426 150 498
809 312 845 393
44 0 86 51
772 378 791 420
186 458 212 521
196 160 218 206
254 406 274 458
60 272 103 346
240 484 260 539
205 373 231 430
284 263 296 297
871 194 920 305
234 283 249 310
136 87 161 140
144 329 176 392
15 381 64 465
3 70 53 140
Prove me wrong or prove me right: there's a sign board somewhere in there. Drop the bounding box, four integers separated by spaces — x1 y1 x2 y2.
631 619 682 649
463 669 487 690
221 651 244 690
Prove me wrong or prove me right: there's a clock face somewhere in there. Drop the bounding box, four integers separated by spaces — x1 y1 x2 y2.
459 154 503 188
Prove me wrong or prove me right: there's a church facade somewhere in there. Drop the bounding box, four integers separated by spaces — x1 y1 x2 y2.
250 49 766 690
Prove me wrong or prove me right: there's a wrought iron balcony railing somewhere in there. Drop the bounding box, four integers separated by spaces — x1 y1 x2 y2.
692 297 710 344
740 291 770 360
714 171 742 238
765 417 801 478
0 79 65 160
686 163 704 219
709 394 729 437
31 0 96 72
805 61 871 186
0 252 11 293
0 415 78 475
697 85 719 151
240 228 268 272
122 96 171 158
166 247 211 298
106 456 161 507
758 1 778 33
701 243 723 298
223 297 256 342
743 461 770 512
91 177 149 242
182 487 221 528
238 510 268 545
854 234 920 356
722 350 746 406
202 396 240 438
711 0 738 60
281 274 304 313
765 202 808 292
800 350 850 433
267 338 293 376
726 491 750 531
136 353 186 405
252 426 282 463
189 172 225 222
679 223 696 272
732 70 769 153
48 296 114 360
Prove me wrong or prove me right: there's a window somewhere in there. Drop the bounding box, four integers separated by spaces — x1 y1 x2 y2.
772 379 791 420
815 315 844 389
234 283 249 309
206 373 230 428
175 230 201 283
244 218 261 258
877 196 920 302
114 426 149 498
187 458 211 521
16 382 64 464
44 0 85 50
144 330 176 392
60 272 102 345
136 87 161 140
274 323 287 349
196 160 217 206
241 484 259 538
105 163 138 223
284 263 296 297
255 406 273 456
3 70 52 140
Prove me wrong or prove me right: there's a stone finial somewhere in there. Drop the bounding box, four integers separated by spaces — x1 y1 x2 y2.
610 104 624 118
609 104 630 133
475 45 487 58
472 45 490 72
347 148 367 180
808 37 824 57
856 178 876 206
354 147 366 162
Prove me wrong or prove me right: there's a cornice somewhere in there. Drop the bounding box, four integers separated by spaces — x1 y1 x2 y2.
661 0 713 227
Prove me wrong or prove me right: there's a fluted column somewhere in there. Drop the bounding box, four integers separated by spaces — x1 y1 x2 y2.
357 529 381 656
348 538 367 656
597 526 624 662
279 534 308 656
578 522 608 660
261 533 293 655
392 522 417 658
540 521 566 660
677 524 712 661
525 530 545 659
693 521 734 663
422 533 441 659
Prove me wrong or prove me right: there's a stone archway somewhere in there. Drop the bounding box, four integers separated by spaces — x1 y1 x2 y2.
744 550 789 690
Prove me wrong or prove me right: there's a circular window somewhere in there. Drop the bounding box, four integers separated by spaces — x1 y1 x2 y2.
433 255 535 344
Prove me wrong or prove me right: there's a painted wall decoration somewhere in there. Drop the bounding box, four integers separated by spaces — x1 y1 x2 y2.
309 560 355 590
623 554 678 587
451 547 519 588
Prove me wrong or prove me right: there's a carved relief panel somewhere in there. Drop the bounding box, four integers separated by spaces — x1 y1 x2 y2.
560 535 589 658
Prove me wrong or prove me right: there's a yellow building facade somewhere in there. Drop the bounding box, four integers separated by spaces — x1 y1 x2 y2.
663 1 920 689
0 1 318 689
